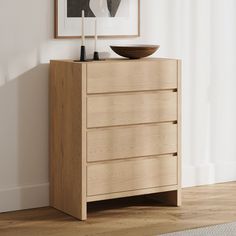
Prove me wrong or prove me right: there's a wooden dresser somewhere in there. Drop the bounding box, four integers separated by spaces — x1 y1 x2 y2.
50 58 181 220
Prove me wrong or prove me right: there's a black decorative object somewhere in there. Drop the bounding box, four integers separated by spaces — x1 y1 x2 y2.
80 46 86 61
93 51 100 61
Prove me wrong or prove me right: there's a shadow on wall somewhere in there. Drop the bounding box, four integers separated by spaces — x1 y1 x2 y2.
0 64 49 211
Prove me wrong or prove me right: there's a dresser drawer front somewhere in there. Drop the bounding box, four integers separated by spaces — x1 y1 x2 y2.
87 91 177 128
87 123 177 162
87 155 177 196
87 60 177 94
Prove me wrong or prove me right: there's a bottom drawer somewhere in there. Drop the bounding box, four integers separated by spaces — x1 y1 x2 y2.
87 155 177 196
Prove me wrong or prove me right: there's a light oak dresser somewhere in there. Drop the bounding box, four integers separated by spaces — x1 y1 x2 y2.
50 58 181 220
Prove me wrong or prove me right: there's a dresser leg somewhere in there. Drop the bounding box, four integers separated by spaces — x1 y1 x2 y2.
74 201 87 220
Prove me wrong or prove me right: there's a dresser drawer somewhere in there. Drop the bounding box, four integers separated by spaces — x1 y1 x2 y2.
87 60 177 94
87 123 177 162
87 91 177 128
87 155 177 196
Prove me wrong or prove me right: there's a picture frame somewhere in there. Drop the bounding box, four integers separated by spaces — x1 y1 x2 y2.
54 0 140 38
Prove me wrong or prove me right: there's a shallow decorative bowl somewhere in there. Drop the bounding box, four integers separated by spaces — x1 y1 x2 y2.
110 45 160 59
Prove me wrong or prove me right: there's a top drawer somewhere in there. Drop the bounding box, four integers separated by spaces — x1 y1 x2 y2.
87 60 178 94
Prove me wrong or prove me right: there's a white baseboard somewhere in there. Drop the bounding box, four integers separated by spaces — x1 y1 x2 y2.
183 161 236 187
0 183 49 213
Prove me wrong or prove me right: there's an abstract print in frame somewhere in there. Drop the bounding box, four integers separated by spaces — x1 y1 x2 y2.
55 0 140 38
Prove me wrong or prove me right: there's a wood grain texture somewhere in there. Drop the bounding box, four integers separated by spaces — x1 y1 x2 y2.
50 61 87 220
87 60 178 94
87 155 177 196
1 182 236 236
87 123 177 162
87 91 177 128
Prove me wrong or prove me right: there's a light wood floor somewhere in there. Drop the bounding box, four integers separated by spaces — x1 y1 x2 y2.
0 182 236 236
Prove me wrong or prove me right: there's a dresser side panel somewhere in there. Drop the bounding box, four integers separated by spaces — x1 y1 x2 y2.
50 61 87 220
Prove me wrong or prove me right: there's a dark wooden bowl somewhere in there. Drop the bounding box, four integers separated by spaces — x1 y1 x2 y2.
110 45 160 59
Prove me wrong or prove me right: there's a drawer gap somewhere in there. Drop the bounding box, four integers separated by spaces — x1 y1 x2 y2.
87 153 178 165
87 88 178 96
87 120 178 130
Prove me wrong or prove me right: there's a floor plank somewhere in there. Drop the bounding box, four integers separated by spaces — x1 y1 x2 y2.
0 182 236 236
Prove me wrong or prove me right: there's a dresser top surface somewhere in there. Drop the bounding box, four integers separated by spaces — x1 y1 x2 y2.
51 58 180 64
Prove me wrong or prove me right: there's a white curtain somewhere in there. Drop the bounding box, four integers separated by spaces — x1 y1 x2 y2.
142 0 236 186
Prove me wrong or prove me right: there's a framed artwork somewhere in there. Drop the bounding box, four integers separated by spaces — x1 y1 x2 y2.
55 0 140 38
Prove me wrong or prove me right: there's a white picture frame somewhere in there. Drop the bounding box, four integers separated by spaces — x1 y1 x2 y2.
55 0 140 38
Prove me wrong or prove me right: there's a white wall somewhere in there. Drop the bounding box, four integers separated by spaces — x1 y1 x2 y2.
0 0 236 212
